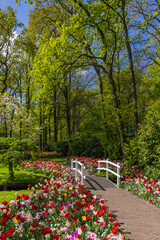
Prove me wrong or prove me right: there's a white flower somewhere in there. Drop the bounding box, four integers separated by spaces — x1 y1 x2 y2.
93 210 98 215
86 231 97 239
16 227 23 233
26 213 33 222
3 209 7 213
66 221 71 227
93 195 97 199
98 217 104 223
61 227 67 233
0 204 4 209
10 200 16 206
90 205 94 211
77 227 82 235
45 234 51 240
48 209 54 214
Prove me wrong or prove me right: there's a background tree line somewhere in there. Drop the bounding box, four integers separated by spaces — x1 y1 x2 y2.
0 0 160 176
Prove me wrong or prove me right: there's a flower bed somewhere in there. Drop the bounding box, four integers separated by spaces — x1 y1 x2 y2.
67 157 160 207
34 152 62 158
0 160 125 240
67 157 142 174
121 174 160 207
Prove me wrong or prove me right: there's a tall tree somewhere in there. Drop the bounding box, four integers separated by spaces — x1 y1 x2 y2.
0 7 22 94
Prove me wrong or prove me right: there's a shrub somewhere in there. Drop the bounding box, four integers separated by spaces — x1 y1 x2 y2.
0 138 39 184
103 137 123 160
55 140 69 157
144 166 160 181
70 135 104 158
45 134 122 159
138 100 160 168
124 137 140 166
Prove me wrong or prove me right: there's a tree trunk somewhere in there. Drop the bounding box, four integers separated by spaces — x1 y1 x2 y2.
85 42 108 140
72 105 76 135
108 70 126 161
43 113 45 149
4 120 8 137
44 125 47 148
94 66 108 140
20 79 22 139
9 160 14 184
60 121 63 142
39 104 43 149
1 46 9 94
53 88 58 142
10 110 14 138
64 74 71 141
66 105 71 140
48 112 51 142
26 77 31 137
122 0 138 135
117 51 121 95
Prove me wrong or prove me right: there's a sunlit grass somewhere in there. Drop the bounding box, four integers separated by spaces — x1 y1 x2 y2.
0 157 67 203
0 157 67 185
53 157 67 162
0 167 50 185
0 189 32 204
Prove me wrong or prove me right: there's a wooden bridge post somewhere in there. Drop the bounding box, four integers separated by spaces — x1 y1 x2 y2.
106 160 109 179
117 163 120 187
98 160 100 173
71 159 73 170
75 159 78 179
81 163 84 183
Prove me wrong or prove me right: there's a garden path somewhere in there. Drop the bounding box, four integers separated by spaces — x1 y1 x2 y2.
62 163 160 240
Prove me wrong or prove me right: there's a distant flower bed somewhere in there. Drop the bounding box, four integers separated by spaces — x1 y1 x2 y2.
67 156 101 169
67 157 160 207
19 151 62 161
35 151 62 158
0 160 125 240
67 156 141 175
20 160 63 176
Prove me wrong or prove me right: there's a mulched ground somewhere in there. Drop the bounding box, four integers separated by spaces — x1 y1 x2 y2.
63 163 160 240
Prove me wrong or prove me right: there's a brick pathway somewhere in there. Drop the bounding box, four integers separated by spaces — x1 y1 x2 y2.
63 163 160 240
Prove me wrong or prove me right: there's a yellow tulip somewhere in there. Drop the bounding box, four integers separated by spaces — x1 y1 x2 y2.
82 216 86 221
14 219 18 224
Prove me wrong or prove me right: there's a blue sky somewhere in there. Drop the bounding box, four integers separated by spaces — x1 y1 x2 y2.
0 0 33 27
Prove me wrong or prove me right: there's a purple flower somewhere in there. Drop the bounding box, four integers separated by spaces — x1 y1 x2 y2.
65 201 71 207
38 177 43 180
71 230 78 239
57 183 62 188
71 193 77 198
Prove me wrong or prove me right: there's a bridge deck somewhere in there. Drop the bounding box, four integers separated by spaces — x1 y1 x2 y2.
84 169 116 190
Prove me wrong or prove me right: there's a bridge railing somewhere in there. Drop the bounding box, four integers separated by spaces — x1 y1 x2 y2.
97 159 120 187
71 159 86 183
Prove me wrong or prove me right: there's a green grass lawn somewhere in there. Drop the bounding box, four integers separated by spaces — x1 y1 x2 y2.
53 157 67 162
0 189 33 204
0 157 67 186
0 167 51 186
0 157 67 203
